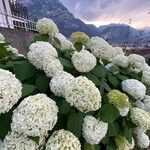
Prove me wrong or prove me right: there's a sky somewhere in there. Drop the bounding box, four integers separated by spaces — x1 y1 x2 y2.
59 0 150 28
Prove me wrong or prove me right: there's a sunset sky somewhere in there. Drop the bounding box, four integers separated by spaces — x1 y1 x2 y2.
59 0 150 28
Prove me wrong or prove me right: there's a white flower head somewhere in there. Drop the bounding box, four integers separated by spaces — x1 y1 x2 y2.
36 18 59 36
71 50 97 72
113 55 129 68
27 41 58 70
11 94 58 137
0 140 4 150
0 32 5 43
118 107 130 117
55 33 75 51
86 37 113 60
46 129 81 150
82 116 108 144
70 31 90 44
0 69 22 114
143 95 150 112
113 47 124 56
142 71 150 86
130 107 150 130
50 71 75 97
137 132 150 149
128 54 146 71
116 136 135 150
121 79 146 100
65 76 101 112
43 58 63 77
3 132 42 150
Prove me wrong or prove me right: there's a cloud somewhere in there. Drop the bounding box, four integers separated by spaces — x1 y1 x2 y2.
59 0 150 28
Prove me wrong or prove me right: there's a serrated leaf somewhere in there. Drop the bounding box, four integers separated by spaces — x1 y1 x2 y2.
85 73 100 86
13 61 36 81
58 57 74 70
22 84 37 97
33 34 49 42
84 142 100 150
124 127 132 143
59 100 70 114
115 74 129 81
74 42 82 51
108 74 120 88
108 122 119 136
92 65 106 78
100 104 120 123
0 110 12 140
67 111 84 138
100 80 111 92
35 76 49 92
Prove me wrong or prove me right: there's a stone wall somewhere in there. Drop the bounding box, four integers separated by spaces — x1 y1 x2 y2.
0 27 38 55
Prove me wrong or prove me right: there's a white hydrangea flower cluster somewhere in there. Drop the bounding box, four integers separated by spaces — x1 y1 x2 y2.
121 79 146 100
65 76 101 112
0 32 5 43
116 136 135 150
3 132 40 150
6 45 25 57
86 37 113 61
130 107 150 130
137 131 150 149
113 54 129 68
46 129 81 150
142 71 150 86
107 90 130 116
0 68 22 114
128 54 146 71
135 95 150 113
70 31 90 44
0 140 4 149
71 50 97 72
36 18 59 36
11 94 58 137
82 116 108 144
50 71 74 97
55 33 75 51
27 41 63 77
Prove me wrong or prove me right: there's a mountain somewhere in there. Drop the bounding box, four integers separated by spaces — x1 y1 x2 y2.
18 0 150 46
17 0 100 37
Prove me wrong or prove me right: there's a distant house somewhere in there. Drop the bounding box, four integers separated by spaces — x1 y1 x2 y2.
0 0 36 31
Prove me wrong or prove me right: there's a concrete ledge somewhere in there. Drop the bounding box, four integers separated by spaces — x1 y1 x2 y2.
0 27 38 55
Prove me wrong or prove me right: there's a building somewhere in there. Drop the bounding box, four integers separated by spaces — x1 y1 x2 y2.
0 0 36 31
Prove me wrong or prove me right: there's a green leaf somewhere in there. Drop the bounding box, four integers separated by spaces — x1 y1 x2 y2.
0 43 14 58
53 37 61 49
33 34 49 42
115 74 129 81
22 84 37 97
13 61 36 81
107 74 120 88
84 142 100 150
59 100 71 114
74 42 82 51
35 76 49 92
100 104 120 123
67 111 84 138
108 122 119 136
28 136 40 145
58 57 74 70
100 80 111 92
92 65 106 78
124 127 132 143
85 73 100 86
0 110 12 140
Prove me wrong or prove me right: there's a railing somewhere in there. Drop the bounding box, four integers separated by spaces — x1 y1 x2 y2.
0 11 36 31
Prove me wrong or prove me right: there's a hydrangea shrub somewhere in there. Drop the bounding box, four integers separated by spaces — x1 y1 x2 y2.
0 18 150 150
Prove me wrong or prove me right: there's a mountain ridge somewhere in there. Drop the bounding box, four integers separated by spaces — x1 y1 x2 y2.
17 0 150 45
